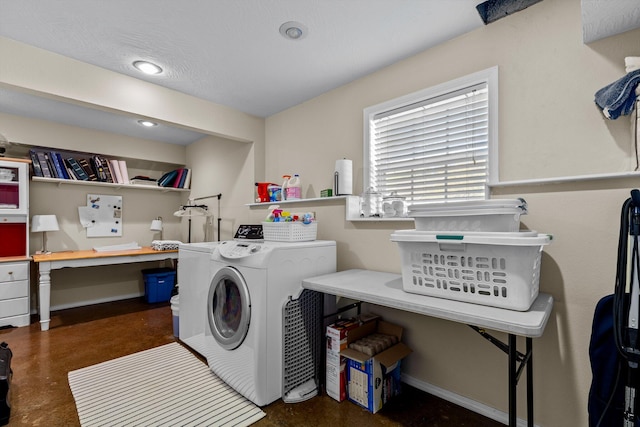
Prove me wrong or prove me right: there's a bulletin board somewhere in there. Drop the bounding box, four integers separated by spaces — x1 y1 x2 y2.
78 194 123 237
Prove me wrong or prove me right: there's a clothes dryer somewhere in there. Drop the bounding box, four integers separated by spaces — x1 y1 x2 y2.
177 241 219 355
203 239 336 407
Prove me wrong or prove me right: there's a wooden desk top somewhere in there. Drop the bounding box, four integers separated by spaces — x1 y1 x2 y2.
32 246 177 263
0 256 32 263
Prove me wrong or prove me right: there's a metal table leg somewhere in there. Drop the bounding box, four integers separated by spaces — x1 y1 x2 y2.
470 327 534 427
527 337 533 427
509 334 517 427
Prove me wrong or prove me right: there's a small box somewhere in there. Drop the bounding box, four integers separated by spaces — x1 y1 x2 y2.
325 314 379 402
342 320 412 413
320 189 333 198
142 268 176 303
326 318 361 402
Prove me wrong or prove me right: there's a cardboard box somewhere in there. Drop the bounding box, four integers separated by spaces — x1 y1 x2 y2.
325 314 379 402
342 320 412 413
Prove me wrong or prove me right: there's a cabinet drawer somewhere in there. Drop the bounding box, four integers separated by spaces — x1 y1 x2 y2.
0 262 29 282
0 297 29 318
0 279 28 300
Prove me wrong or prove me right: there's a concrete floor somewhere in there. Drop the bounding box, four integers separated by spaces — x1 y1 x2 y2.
0 298 503 426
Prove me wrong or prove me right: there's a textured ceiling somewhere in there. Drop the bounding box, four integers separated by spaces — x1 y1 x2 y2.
581 0 640 43
0 1 637 145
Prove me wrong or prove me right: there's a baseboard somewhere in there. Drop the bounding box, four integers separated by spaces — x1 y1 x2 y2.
402 374 539 427
48 292 144 312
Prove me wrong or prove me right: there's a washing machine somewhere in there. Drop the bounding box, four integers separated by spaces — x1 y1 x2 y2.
177 241 220 356
203 239 336 407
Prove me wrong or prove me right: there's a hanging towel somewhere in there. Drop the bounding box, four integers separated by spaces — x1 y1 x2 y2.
594 69 640 120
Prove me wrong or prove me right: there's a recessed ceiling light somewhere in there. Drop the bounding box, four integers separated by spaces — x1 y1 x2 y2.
279 21 307 40
137 120 158 127
133 60 163 75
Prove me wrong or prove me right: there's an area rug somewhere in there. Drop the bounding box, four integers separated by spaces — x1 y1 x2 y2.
68 342 266 427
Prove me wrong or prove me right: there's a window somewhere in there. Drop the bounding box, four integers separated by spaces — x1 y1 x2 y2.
364 67 498 205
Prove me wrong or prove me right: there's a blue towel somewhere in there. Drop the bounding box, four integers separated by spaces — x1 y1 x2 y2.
594 69 640 120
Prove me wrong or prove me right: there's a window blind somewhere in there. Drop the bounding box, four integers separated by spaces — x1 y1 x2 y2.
368 83 489 204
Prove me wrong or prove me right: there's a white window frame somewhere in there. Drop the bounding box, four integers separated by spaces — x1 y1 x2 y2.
363 66 499 205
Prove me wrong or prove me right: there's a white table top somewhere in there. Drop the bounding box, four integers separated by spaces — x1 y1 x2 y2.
302 269 554 337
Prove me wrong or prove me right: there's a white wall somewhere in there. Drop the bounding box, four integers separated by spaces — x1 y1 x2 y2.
259 1 640 425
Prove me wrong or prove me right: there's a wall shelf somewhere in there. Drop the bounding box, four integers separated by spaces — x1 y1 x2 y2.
246 196 348 207
32 176 189 192
248 195 414 222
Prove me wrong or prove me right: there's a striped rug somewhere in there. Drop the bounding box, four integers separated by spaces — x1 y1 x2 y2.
68 342 266 427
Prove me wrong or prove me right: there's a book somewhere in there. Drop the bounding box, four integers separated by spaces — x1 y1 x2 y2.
36 152 52 178
182 168 192 189
65 158 89 180
173 168 185 188
130 178 159 186
118 160 130 184
177 168 188 188
52 152 70 179
90 155 108 182
109 159 123 184
65 163 77 180
158 169 179 187
29 150 43 177
78 158 98 181
44 152 58 178
100 156 114 183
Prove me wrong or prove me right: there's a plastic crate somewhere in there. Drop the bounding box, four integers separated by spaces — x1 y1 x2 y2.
390 230 552 311
262 221 317 242
142 268 176 303
408 199 527 232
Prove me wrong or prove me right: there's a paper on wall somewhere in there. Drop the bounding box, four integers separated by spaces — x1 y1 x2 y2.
78 206 97 228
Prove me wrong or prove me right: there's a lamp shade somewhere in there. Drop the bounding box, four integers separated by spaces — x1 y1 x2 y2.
31 215 60 232
150 217 163 232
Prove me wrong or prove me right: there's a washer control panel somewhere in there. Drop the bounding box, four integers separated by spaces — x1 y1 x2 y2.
219 240 263 259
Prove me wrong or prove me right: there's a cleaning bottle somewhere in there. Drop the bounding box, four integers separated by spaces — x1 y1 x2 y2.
281 175 291 201
286 174 301 200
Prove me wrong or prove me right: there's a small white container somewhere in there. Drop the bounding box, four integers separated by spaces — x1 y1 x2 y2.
390 229 552 311
409 199 527 232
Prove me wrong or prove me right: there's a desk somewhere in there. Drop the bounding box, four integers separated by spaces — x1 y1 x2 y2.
33 247 178 331
302 269 554 427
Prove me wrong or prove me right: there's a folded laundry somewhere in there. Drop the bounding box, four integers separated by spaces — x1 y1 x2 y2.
626 56 640 73
595 69 640 120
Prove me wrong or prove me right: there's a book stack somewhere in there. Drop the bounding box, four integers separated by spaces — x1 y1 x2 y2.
158 168 191 189
29 149 130 184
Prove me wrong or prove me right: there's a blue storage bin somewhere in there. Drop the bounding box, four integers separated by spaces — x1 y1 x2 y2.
142 268 176 303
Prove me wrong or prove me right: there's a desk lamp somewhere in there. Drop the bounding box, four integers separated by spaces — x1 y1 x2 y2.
150 216 163 240
31 214 59 254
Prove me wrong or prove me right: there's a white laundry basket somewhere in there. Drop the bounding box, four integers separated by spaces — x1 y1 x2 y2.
390 230 552 311
262 221 317 242
408 199 528 232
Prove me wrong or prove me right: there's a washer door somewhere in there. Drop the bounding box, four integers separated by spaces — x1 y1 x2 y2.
207 266 251 350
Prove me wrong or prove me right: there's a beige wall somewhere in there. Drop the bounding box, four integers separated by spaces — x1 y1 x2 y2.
259 1 640 425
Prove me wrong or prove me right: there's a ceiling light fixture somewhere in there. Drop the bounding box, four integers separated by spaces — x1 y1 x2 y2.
279 21 307 40
137 120 158 127
132 60 163 75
